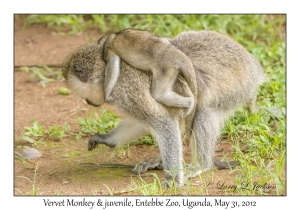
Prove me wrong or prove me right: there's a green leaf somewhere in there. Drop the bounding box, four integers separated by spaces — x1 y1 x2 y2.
75 133 82 140
64 123 71 132
22 136 36 143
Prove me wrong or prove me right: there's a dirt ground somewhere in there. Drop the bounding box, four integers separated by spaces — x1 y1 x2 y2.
13 17 276 196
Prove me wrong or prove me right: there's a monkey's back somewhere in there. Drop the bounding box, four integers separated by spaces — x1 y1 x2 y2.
171 31 265 112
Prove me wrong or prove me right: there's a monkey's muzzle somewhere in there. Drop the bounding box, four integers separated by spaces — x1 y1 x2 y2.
86 99 101 107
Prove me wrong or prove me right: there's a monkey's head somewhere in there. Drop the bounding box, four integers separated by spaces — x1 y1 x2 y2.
62 42 106 107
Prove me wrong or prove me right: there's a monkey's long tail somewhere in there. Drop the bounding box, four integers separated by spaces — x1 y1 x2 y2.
213 157 240 169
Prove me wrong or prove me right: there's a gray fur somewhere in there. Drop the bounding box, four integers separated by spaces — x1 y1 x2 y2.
62 30 265 187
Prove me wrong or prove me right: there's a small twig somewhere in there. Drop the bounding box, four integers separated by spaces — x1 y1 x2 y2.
62 101 88 120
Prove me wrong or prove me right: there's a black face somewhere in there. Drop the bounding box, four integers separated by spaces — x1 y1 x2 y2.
86 99 101 107
73 64 88 83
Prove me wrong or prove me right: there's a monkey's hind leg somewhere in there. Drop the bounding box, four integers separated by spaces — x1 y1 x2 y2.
188 108 221 178
151 68 194 110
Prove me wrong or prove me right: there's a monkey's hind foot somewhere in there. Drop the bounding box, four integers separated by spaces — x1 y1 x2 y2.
168 95 194 110
132 157 164 174
179 96 195 116
153 92 194 111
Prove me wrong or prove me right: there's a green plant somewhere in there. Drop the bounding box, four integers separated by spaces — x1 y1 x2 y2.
103 184 114 196
129 173 164 195
23 15 86 35
14 151 35 166
20 66 63 87
22 120 67 144
137 135 156 146
225 107 286 195
75 109 120 139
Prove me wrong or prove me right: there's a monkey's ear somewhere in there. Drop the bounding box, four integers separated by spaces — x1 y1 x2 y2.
97 34 110 47
104 50 121 101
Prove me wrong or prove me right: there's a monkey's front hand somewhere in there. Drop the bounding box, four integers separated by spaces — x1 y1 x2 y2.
88 134 115 151
88 135 100 151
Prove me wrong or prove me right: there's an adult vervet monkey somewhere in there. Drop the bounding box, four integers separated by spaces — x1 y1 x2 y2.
62 30 264 187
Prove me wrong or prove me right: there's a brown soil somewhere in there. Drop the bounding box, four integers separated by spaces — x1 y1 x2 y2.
13 17 277 196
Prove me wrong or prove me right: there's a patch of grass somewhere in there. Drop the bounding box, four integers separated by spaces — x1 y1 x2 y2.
128 171 212 196
15 162 55 195
20 66 63 87
19 109 122 145
23 14 86 35
222 102 285 195
129 173 164 195
21 15 285 40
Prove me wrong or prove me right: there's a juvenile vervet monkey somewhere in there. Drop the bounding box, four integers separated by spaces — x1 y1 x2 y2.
62 30 265 187
99 29 197 137
99 29 197 114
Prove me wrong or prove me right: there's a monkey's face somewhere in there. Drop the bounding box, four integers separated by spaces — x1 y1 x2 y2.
62 42 106 106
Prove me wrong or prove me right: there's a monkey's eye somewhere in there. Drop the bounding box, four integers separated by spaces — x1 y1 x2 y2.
73 64 83 72
73 64 88 82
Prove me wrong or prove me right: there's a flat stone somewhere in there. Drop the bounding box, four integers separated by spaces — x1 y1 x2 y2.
20 148 42 160
62 154 70 158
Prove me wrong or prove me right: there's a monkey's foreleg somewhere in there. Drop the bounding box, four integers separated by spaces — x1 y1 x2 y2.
104 50 121 102
88 118 147 150
188 108 221 178
150 118 185 187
